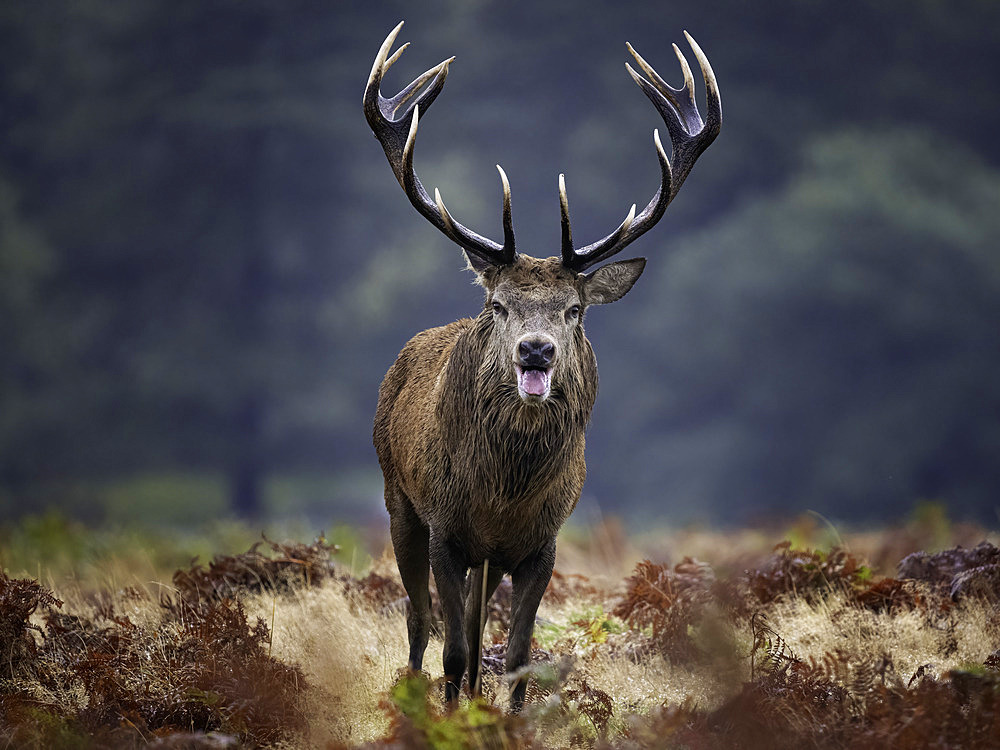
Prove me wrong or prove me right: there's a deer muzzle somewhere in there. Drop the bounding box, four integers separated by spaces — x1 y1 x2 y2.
515 337 555 401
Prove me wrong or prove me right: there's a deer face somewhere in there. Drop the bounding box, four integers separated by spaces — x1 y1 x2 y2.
483 255 646 403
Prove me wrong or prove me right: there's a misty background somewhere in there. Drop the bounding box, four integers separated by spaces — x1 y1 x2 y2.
2 0 999 530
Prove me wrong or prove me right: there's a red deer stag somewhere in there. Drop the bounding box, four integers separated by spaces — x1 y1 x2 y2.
365 21 721 709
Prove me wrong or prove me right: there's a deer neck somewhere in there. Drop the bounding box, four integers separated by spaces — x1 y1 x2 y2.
439 315 597 500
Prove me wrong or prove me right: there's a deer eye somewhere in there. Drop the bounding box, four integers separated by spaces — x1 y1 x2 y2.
566 305 581 322
492 300 507 318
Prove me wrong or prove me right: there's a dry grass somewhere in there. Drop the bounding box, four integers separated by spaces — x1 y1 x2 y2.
3 512 1000 748
255 518 999 747
251 565 418 746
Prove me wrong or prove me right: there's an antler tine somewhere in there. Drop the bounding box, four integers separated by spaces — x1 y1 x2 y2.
382 41 409 74
497 164 515 252
562 34 721 273
386 56 451 119
559 174 573 265
559 173 637 268
363 23 516 268
684 31 722 150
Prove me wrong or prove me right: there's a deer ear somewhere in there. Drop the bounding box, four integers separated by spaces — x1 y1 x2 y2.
464 251 503 289
581 258 646 305
464 249 494 274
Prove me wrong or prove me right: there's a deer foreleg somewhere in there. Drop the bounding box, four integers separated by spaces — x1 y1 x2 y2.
388 489 432 671
506 538 557 712
429 531 470 705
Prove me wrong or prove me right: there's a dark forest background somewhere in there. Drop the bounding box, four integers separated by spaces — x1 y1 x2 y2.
2 0 999 529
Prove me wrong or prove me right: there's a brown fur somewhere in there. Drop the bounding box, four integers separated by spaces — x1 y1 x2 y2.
375 258 597 568
373 254 642 708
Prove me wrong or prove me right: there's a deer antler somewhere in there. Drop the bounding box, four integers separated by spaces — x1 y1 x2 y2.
363 22 516 268
560 33 722 273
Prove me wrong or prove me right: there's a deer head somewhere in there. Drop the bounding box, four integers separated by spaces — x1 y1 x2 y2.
363 22 721 403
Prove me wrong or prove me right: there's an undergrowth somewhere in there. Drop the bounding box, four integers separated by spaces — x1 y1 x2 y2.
2 517 999 748
0 539 332 748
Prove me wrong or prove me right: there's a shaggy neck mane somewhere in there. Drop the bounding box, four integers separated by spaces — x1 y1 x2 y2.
440 312 598 503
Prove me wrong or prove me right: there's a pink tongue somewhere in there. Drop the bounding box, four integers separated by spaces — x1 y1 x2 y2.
520 368 549 396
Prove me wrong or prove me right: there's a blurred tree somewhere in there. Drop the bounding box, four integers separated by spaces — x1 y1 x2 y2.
0 2 353 515
0 174 57 506
1 0 999 523
602 129 1000 522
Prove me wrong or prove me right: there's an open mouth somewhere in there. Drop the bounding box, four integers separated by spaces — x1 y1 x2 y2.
515 365 551 400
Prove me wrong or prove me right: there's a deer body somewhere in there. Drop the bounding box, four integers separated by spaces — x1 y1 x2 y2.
375 262 597 568
363 22 720 709
375 321 590 566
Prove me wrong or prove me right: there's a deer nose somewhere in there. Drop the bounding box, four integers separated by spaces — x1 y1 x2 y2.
518 339 555 368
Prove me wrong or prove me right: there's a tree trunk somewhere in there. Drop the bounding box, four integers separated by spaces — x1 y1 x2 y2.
231 457 262 519
230 394 264 518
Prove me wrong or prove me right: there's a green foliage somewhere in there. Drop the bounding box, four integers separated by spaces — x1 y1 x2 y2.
747 543 873 605
386 674 516 749
103 473 228 527
533 619 567 651
0 510 350 585
0 704 90 750
265 471 385 532
907 500 952 553
532 606 625 654
570 606 623 645
0 511 92 579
